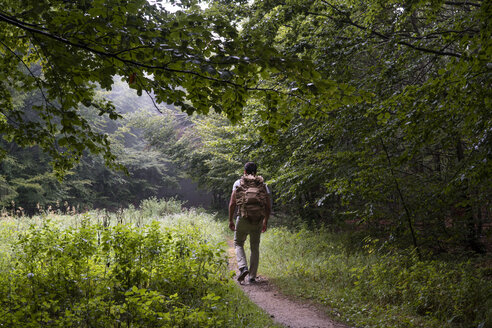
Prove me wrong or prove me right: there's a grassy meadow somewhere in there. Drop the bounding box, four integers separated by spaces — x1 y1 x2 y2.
259 222 492 328
0 198 280 328
2 198 490 328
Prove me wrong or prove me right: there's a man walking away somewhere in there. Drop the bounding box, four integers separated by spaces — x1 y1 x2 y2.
229 162 271 283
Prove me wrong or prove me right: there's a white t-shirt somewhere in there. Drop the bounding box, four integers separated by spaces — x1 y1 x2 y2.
233 179 270 194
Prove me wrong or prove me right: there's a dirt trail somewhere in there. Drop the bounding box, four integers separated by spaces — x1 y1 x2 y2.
227 241 350 328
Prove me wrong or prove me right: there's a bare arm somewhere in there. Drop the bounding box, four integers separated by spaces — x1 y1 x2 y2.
262 192 271 232
228 190 236 231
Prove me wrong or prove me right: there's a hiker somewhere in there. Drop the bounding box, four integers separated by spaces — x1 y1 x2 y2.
229 162 271 283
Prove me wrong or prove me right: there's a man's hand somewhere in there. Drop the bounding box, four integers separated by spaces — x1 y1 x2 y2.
262 221 268 233
228 190 236 232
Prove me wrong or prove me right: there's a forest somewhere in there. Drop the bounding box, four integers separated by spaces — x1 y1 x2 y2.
0 0 490 327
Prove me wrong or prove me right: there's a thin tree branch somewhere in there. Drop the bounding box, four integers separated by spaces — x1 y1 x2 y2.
131 71 165 114
0 9 48 29
29 32 66 105
379 137 421 258
316 1 462 58
0 39 53 109
444 1 481 7
112 45 156 56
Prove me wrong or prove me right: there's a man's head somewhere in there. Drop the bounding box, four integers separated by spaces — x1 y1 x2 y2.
244 162 257 175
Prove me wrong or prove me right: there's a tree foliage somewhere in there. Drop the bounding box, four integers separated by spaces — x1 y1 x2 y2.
0 0 490 253
175 0 491 254
0 0 329 174
0 81 185 213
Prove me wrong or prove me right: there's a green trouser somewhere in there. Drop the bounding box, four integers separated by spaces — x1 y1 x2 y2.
234 217 263 279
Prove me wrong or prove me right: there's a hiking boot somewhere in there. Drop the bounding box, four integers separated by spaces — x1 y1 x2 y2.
237 267 249 282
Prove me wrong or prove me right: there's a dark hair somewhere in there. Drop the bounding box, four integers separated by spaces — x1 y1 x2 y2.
244 162 257 175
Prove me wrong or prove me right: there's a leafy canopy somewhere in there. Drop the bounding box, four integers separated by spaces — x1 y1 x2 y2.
0 0 335 175
170 0 491 254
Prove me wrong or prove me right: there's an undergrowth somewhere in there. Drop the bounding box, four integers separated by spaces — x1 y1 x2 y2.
0 198 279 328
259 224 491 328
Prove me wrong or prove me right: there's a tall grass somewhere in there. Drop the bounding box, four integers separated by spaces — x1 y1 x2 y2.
0 198 280 328
259 225 492 328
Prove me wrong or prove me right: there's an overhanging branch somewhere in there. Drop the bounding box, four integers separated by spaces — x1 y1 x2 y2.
444 1 481 7
317 0 462 58
0 11 306 97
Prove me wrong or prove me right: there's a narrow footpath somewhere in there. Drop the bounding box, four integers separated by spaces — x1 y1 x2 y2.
227 241 350 328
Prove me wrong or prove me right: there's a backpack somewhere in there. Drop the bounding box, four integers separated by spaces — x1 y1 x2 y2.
235 174 268 224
